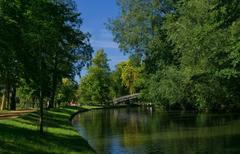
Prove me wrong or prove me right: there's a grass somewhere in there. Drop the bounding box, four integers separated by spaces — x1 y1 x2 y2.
80 105 103 109
0 106 95 154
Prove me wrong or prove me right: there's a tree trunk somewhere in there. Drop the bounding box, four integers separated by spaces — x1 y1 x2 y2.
6 85 10 110
1 93 6 111
39 90 44 135
10 85 16 110
1 85 9 110
49 57 58 109
32 97 36 108
39 51 44 135
49 90 55 108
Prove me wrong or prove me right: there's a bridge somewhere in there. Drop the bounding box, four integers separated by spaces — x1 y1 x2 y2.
113 93 141 105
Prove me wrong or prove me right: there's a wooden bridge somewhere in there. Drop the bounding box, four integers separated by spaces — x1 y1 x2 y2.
113 93 141 105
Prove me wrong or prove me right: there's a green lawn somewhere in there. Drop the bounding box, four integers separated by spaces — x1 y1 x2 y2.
0 106 95 154
80 105 103 109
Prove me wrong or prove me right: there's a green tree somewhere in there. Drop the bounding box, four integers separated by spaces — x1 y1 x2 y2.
107 0 176 73
0 0 23 110
109 0 240 111
78 49 111 105
162 0 240 110
16 79 37 109
0 0 93 134
110 69 128 98
115 60 144 95
56 78 78 106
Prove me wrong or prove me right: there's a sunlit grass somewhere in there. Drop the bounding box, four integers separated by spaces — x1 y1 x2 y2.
0 106 95 154
80 105 103 109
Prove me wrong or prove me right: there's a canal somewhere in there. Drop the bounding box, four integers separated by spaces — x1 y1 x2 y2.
72 107 240 154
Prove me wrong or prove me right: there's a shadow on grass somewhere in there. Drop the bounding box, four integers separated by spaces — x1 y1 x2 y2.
0 106 95 154
12 107 79 130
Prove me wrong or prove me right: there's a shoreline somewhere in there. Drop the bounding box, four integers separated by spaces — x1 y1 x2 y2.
69 105 141 153
69 104 140 121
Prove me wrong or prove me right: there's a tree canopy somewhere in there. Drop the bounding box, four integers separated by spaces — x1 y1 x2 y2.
78 49 111 105
108 0 240 111
0 0 93 133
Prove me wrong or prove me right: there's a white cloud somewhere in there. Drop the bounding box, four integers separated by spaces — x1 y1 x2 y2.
89 28 119 49
91 39 118 49
99 29 113 39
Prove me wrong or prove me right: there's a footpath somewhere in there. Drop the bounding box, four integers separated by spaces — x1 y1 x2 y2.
0 110 35 120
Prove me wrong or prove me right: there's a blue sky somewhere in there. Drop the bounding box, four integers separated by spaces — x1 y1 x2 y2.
76 0 128 72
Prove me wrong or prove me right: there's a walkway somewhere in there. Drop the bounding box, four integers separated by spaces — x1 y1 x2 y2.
0 110 35 120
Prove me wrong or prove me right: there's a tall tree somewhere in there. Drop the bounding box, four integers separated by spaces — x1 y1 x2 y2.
0 0 92 133
107 0 176 73
109 0 240 111
0 0 23 110
162 0 240 110
78 49 111 105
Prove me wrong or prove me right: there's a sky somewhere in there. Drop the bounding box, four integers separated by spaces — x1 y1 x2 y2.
76 0 129 73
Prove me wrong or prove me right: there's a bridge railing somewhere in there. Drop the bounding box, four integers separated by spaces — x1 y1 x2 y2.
113 93 141 104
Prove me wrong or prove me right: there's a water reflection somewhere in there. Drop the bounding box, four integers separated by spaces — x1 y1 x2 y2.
72 107 240 154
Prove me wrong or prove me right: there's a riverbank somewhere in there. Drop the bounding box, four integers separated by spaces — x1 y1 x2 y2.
0 106 95 154
69 105 130 121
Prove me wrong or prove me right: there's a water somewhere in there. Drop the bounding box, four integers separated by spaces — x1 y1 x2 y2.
72 107 240 154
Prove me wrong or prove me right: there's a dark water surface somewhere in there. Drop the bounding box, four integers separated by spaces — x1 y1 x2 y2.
72 107 240 154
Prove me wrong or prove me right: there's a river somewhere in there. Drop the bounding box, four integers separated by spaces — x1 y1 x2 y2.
72 107 240 154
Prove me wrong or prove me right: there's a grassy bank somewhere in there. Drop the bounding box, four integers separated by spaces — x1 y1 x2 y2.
0 106 95 154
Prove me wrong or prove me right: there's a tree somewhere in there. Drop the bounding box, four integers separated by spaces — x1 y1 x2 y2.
22 0 92 133
55 78 78 106
16 79 37 109
109 0 240 111
110 69 129 98
107 0 176 73
114 59 144 95
0 0 23 110
0 0 93 133
161 0 240 110
44 1 93 108
78 49 111 105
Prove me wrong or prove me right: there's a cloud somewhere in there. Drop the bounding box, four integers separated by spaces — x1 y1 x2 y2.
89 28 120 49
91 39 118 49
99 29 113 39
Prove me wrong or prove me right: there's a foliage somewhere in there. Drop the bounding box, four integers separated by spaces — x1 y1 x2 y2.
78 49 112 105
109 0 240 111
107 0 176 73
114 59 144 95
55 78 78 106
1 0 239 114
16 79 36 108
0 0 93 134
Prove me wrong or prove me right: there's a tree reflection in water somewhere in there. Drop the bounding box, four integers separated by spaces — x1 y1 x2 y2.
73 107 240 154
